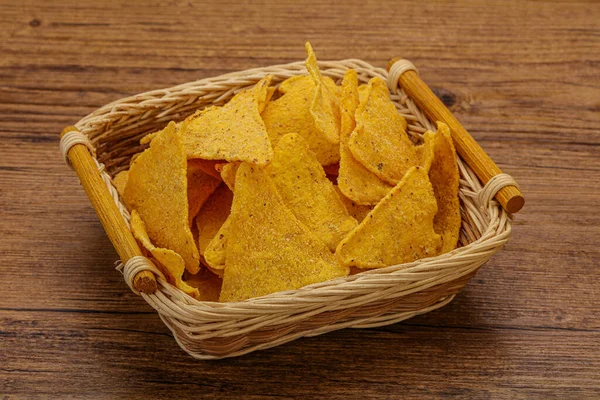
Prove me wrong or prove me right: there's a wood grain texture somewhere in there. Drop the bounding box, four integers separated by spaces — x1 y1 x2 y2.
1 0 599 398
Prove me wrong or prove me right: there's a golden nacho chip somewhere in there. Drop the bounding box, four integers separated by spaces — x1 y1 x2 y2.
181 76 274 165
188 158 223 181
220 163 348 302
336 166 443 269
203 217 229 270
140 131 158 145
196 184 233 256
305 42 341 144
112 170 129 198
323 163 339 176
338 70 393 205
262 80 339 166
130 210 200 299
187 161 221 225
217 162 240 191
123 121 200 273
422 122 461 253
278 75 311 95
266 133 357 251
183 269 222 302
278 74 340 98
334 186 374 223
348 77 419 185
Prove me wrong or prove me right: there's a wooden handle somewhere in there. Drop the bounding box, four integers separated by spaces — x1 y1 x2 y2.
387 58 525 214
61 126 157 293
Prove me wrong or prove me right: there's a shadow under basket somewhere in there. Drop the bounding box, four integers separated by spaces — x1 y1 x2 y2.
60 59 514 360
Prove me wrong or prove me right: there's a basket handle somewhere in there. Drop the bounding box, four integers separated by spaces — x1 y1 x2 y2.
387 58 525 214
60 126 157 294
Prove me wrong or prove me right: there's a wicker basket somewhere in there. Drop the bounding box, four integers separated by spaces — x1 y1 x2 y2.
60 58 517 360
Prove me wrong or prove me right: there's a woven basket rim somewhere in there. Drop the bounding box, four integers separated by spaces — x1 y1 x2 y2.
69 58 511 358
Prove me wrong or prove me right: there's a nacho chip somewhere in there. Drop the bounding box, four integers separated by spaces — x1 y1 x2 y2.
336 166 443 269
130 210 200 299
187 161 221 225
306 42 341 144
188 158 223 181
338 70 393 205
262 82 339 166
266 133 357 251
278 74 340 98
123 121 200 273
220 163 348 302
196 184 233 255
334 186 373 223
323 163 339 177
422 122 461 253
140 131 158 145
112 170 129 198
217 162 240 191
183 269 222 302
262 46 341 166
203 217 229 270
348 77 418 185
181 76 274 165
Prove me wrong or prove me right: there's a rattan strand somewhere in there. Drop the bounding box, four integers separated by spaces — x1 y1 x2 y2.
63 59 513 359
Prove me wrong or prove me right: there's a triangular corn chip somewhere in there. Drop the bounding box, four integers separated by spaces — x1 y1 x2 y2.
183 269 222 302
196 184 233 256
203 218 229 270
112 170 129 198
305 42 341 144
220 163 348 302
336 166 442 269
181 76 274 165
266 133 357 251
187 161 221 225
216 162 240 191
278 74 340 97
421 122 461 253
130 210 200 299
334 186 373 223
123 121 200 273
338 70 393 205
262 78 340 166
348 77 419 185
188 158 223 181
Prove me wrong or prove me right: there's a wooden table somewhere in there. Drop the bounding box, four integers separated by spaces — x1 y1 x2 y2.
2 1 599 398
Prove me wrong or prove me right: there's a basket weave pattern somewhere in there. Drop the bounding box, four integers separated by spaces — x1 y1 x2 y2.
72 60 511 359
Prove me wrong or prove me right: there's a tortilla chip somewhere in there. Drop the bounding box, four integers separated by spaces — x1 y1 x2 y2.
262 47 341 166
278 74 340 97
305 42 341 144
183 269 222 302
130 210 200 299
338 70 393 205
140 131 158 145
334 186 373 223
220 163 348 302
266 133 357 251
323 163 339 176
217 162 241 191
336 166 443 269
181 76 274 165
196 184 233 255
203 217 229 270
187 161 221 225
113 170 129 198
188 158 223 181
422 122 461 253
348 77 418 185
123 121 200 273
